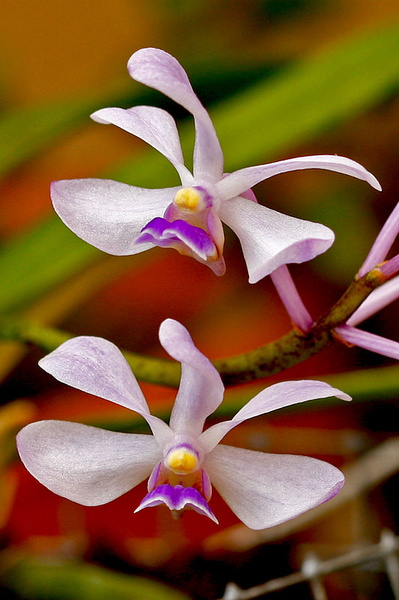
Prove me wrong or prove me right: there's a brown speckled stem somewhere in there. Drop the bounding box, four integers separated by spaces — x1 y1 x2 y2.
0 267 390 388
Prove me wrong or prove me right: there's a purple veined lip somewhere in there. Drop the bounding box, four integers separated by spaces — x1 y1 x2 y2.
134 484 219 524
136 217 217 259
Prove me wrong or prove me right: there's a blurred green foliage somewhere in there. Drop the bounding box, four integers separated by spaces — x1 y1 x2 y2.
3 557 189 600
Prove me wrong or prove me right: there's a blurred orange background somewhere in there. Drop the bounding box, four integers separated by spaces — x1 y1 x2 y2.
1 1 399 598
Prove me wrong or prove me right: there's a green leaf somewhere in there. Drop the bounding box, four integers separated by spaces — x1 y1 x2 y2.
3 557 189 600
0 83 132 180
0 219 99 313
1 24 398 311
0 63 273 180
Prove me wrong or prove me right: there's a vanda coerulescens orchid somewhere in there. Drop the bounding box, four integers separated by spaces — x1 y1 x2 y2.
17 319 350 529
50 48 381 283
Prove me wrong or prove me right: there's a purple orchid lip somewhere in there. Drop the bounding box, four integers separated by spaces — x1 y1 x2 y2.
136 217 217 260
134 484 219 524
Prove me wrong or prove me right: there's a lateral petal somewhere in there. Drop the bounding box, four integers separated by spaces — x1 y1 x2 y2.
347 276 399 326
335 325 399 360
17 421 161 506
357 201 399 278
159 319 225 438
205 445 344 530
91 106 192 184
39 336 173 445
200 380 350 452
216 155 381 200
219 196 334 283
51 178 178 255
128 47 223 182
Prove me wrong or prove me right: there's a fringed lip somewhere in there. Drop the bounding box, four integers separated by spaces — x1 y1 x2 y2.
134 484 219 524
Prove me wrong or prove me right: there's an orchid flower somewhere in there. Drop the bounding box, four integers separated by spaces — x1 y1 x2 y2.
50 48 381 283
17 319 350 530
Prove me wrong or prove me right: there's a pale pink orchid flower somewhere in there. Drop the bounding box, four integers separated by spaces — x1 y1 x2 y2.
50 48 380 283
17 319 349 530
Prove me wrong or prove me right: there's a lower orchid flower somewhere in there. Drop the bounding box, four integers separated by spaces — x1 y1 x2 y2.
17 319 350 530
50 48 381 283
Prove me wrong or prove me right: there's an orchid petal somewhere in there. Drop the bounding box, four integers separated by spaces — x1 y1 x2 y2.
348 276 399 326
200 380 350 452
205 444 344 530
380 255 399 279
335 325 399 360
91 106 192 185
159 319 224 438
216 155 382 200
219 196 334 283
128 47 223 181
51 179 178 256
357 201 399 278
134 484 218 523
39 336 173 445
17 421 161 506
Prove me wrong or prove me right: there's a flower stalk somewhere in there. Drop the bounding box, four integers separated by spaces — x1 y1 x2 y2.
0 263 394 388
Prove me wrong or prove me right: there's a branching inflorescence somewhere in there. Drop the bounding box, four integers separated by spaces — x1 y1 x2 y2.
14 48 397 529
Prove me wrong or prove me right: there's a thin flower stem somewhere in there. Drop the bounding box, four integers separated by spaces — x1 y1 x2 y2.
0 265 392 388
215 267 386 385
0 314 181 387
270 265 314 332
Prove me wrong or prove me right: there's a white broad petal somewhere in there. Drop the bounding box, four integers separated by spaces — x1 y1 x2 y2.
127 47 223 182
335 325 399 360
51 178 178 256
39 336 173 445
219 196 334 283
348 276 399 326
91 106 192 184
216 155 382 200
17 420 161 506
200 380 350 452
205 445 344 530
158 319 225 438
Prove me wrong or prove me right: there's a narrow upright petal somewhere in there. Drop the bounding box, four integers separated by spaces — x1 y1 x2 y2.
357 201 399 278
216 155 382 200
219 196 334 283
159 319 225 438
51 179 178 256
205 445 344 530
200 380 350 452
39 336 173 445
17 421 161 506
347 276 399 326
128 47 224 181
334 325 399 361
91 106 193 185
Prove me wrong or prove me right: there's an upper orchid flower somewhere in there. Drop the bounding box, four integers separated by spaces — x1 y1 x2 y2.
17 319 350 530
50 48 381 283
